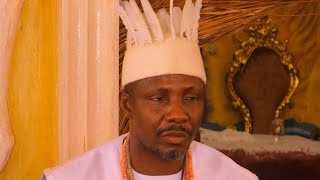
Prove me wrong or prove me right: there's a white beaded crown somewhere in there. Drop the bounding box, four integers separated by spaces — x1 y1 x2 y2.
119 0 206 87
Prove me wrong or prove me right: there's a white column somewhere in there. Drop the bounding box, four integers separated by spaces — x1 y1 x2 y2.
58 0 119 163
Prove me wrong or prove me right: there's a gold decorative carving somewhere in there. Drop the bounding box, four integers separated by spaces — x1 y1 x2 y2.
227 16 299 133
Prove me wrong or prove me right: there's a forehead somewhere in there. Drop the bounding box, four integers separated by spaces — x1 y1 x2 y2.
132 74 205 92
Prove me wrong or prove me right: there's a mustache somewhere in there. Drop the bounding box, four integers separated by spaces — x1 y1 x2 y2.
156 125 192 136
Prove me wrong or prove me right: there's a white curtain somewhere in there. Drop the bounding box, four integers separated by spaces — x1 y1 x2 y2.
57 0 119 163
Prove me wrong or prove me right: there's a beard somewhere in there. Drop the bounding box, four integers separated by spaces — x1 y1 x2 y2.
135 124 193 160
137 134 190 160
150 146 187 160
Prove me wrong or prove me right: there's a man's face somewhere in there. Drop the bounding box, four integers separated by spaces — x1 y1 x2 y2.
122 74 205 160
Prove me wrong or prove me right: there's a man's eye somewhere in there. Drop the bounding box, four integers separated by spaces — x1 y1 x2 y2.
149 96 166 102
185 96 200 101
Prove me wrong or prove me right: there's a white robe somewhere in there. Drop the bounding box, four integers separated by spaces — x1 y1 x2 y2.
41 134 258 180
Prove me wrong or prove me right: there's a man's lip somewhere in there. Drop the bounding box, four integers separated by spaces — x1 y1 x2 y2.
160 131 189 144
161 130 189 137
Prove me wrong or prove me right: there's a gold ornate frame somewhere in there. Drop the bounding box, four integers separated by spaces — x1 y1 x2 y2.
227 16 299 133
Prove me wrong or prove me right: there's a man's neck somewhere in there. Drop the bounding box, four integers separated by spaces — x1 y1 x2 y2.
129 136 184 176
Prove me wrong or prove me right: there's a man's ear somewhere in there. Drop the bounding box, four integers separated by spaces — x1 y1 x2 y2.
120 90 132 117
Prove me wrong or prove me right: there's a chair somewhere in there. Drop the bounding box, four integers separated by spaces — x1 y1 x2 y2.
227 16 299 134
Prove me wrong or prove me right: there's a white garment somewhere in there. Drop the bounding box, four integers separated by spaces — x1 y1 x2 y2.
41 134 258 180
133 169 182 180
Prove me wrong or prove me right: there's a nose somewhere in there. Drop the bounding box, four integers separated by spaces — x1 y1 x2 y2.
164 101 189 124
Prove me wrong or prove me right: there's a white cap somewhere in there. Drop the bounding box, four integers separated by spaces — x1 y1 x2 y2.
119 0 206 87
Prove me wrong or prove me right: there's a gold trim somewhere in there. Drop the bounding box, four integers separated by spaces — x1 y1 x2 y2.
227 16 299 133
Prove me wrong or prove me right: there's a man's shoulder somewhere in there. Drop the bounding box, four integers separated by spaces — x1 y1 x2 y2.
191 141 258 180
41 134 127 180
191 140 230 160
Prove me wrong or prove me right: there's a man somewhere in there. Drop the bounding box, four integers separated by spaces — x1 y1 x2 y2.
42 0 258 179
